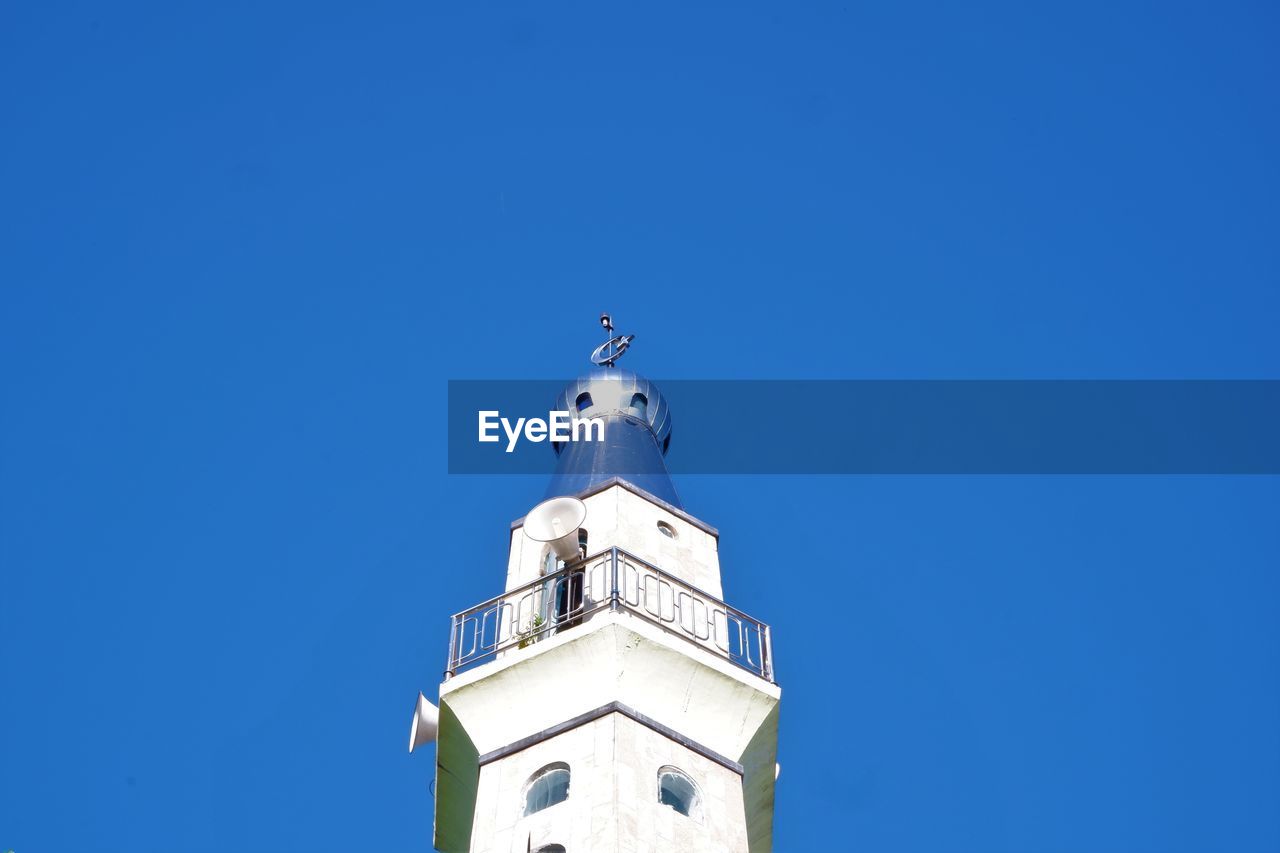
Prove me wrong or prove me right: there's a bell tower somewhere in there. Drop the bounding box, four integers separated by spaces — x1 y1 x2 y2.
411 320 781 853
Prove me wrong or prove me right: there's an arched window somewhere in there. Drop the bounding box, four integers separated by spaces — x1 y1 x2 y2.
575 392 593 412
657 766 701 820
533 847 566 853
524 763 570 816
629 392 648 418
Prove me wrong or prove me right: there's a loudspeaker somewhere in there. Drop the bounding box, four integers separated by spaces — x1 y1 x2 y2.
408 692 439 754
524 496 587 562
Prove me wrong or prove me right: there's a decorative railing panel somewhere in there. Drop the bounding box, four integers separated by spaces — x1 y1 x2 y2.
445 548 774 682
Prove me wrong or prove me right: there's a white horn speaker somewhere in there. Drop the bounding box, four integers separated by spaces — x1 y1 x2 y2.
408 692 439 754
524 496 587 562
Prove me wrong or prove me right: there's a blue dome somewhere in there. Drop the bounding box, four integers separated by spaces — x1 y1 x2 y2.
544 367 680 508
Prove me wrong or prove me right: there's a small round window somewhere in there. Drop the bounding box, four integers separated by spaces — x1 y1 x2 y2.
657 521 677 540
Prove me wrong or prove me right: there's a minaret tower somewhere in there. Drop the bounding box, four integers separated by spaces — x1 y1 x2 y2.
412 318 781 853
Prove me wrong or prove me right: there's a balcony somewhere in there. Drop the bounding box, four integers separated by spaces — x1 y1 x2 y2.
445 547 774 682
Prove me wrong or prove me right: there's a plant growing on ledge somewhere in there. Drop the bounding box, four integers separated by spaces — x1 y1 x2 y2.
517 614 546 649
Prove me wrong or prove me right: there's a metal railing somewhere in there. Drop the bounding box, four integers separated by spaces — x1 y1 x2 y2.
445 547 774 682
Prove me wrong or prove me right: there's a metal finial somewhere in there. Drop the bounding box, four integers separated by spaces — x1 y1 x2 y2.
590 313 634 367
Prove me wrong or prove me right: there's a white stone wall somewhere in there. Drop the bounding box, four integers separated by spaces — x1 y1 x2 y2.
469 716 610 853
469 712 747 853
505 484 723 598
437 618 780 853
618 718 749 853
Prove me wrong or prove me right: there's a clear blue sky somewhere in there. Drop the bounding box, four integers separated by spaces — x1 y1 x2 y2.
2 2 1278 852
